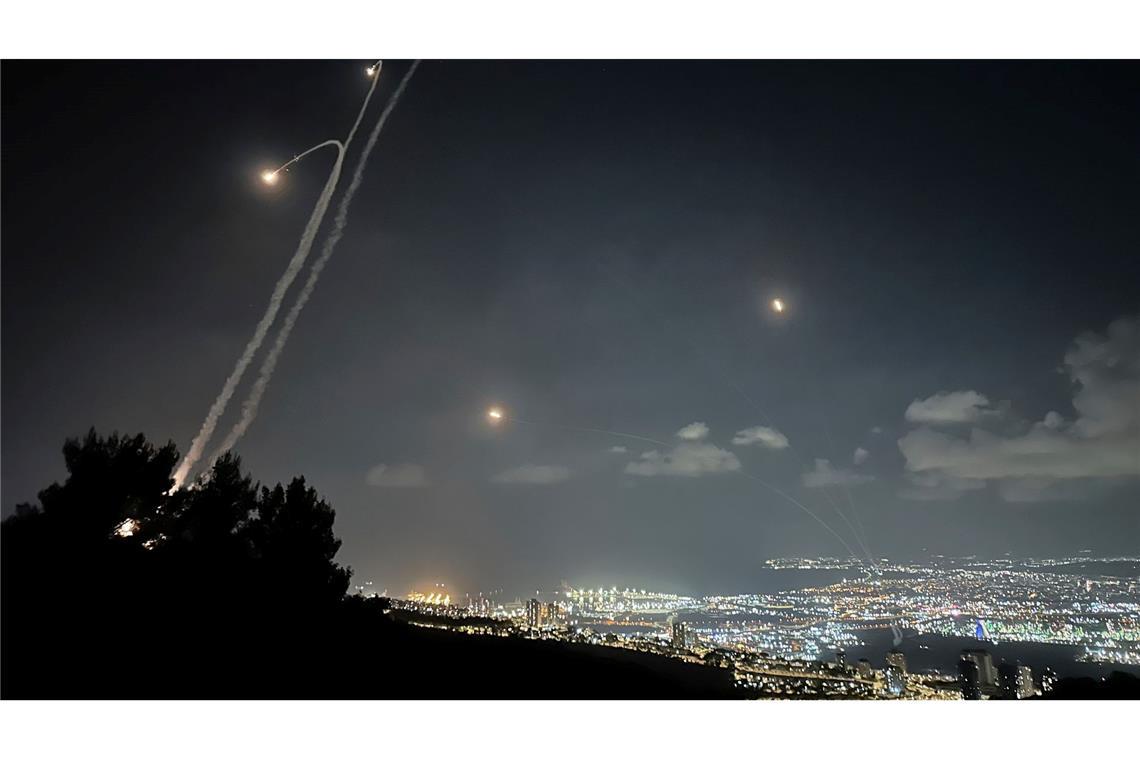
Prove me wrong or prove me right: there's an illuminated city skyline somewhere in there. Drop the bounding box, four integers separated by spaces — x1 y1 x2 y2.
368 552 1140 694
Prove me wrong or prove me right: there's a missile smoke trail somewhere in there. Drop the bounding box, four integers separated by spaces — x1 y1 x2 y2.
207 61 421 464
171 143 344 489
172 67 384 489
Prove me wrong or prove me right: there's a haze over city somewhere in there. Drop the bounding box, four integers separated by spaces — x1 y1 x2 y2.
5 61 1138 600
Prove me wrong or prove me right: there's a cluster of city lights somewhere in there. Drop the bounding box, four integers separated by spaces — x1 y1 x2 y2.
365 553 1139 697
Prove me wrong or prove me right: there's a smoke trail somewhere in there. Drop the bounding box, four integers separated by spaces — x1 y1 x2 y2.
171 143 344 489
208 61 421 463
172 68 386 489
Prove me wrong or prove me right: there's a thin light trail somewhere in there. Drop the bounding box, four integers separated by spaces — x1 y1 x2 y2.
507 416 672 449
819 408 878 568
268 139 342 177
720 376 875 565
735 470 860 559
207 61 421 464
594 259 865 560
662 301 876 566
498 412 859 557
734 328 877 570
845 492 873 563
173 64 384 489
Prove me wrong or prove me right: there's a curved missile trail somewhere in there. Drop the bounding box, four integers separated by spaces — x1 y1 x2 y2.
172 140 344 489
738 471 857 556
173 65 384 489
264 138 346 182
207 61 421 464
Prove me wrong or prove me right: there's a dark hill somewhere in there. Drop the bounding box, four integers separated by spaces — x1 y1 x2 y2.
1 430 739 699
2 592 739 698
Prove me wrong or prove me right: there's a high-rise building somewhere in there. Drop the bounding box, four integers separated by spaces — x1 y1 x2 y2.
960 649 997 693
671 620 689 649
885 650 907 674
856 658 873 679
998 661 1018 699
1015 664 1034 699
885 650 907 695
526 598 542 629
885 666 906 695
834 649 846 667
999 661 1035 699
543 601 563 626
468 594 493 617
1039 667 1058 694
959 656 982 700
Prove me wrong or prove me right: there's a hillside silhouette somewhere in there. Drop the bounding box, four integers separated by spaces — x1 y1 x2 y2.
8 430 1135 700
1 429 737 698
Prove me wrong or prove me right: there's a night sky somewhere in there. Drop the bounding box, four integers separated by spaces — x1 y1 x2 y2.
3 60 1138 596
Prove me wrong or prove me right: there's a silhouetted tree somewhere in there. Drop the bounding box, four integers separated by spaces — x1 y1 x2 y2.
1 430 352 697
250 477 351 606
32 428 178 543
2 430 761 699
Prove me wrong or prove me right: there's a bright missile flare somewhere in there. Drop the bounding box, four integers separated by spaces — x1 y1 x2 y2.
366 66 376 77
771 298 785 313
487 407 504 424
261 170 279 185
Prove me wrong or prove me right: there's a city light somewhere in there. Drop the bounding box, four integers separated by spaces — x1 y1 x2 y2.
378 553 1140 698
113 518 139 538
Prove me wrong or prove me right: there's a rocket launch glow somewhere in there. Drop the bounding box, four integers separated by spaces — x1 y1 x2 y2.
172 63 385 489
205 61 421 466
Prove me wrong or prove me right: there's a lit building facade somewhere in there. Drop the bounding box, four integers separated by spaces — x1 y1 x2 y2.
999 661 1035 699
526 598 542 629
959 655 982 700
671 620 689 649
